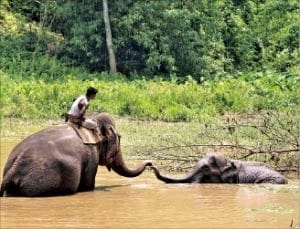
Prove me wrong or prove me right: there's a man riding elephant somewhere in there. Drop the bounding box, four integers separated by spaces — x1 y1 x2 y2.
67 86 99 133
0 112 152 197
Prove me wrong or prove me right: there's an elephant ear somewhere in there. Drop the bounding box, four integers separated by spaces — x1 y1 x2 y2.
208 154 239 183
220 162 239 183
103 124 120 167
211 153 233 173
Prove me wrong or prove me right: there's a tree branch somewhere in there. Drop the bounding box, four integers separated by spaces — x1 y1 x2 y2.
148 143 299 159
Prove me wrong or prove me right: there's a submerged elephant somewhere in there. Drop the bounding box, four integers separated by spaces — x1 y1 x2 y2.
151 152 287 184
0 112 152 197
229 159 288 184
151 153 239 184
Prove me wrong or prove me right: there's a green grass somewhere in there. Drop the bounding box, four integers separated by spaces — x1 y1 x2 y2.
1 71 299 121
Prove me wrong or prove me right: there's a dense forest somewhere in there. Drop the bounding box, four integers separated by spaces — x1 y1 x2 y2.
1 0 299 80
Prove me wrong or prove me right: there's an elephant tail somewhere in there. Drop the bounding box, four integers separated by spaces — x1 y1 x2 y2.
0 182 5 197
0 152 25 197
0 168 20 197
0 175 11 197
0 173 12 197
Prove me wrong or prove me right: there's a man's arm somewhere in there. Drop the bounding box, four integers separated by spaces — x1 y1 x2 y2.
78 99 89 117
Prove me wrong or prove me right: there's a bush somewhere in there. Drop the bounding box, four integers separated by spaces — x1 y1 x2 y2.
1 71 299 122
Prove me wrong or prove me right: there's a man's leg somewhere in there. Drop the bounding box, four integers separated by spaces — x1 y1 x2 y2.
82 119 100 135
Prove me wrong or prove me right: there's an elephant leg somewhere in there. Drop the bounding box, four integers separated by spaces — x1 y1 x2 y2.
12 159 82 196
57 161 82 194
77 178 96 192
77 161 98 192
18 161 82 196
77 172 97 192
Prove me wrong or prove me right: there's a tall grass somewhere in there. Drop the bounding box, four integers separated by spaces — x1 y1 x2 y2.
1 71 299 121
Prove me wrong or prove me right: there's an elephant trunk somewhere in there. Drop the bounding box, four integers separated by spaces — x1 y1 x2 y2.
151 166 196 183
111 153 152 177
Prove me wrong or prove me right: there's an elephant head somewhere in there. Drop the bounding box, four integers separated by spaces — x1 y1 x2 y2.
200 152 239 183
92 112 152 177
151 152 239 183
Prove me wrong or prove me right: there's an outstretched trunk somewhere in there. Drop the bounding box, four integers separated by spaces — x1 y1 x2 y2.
111 153 152 177
151 166 199 183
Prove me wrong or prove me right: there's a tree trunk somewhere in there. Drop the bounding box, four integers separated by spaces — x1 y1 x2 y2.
102 0 117 72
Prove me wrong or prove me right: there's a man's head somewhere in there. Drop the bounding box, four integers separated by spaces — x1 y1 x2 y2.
86 87 98 100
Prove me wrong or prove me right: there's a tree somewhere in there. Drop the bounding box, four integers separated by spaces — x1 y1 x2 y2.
7 0 298 78
102 0 117 72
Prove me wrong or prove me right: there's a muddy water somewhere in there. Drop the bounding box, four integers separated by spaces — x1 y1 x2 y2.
1 137 299 228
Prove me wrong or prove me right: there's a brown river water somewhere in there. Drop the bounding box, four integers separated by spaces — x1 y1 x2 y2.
1 137 299 229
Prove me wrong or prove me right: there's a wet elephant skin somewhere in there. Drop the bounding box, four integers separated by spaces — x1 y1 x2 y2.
0 112 152 197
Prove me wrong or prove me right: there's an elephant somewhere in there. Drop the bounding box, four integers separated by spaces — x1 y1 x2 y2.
151 153 239 184
151 152 288 184
0 112 152 197
229 159 288 184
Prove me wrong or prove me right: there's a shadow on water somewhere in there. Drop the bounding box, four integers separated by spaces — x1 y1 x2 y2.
94 184 129 192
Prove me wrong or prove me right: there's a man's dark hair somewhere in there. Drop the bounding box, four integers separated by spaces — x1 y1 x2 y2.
86 87 98 96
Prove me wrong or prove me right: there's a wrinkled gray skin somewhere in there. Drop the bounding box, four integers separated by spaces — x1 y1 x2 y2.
231 159 287 184
151 153 239 184
0 112 152 197
152 153 287 184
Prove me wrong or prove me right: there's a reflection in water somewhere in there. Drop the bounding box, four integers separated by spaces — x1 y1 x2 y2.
1 138 299 228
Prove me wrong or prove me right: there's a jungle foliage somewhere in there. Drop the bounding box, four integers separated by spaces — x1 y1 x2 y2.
0 0 299 122
1 0 299 80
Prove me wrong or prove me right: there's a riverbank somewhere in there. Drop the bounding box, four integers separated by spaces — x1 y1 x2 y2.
1 114 299 179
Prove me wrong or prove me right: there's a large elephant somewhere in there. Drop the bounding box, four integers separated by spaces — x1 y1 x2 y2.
0 112 152 197
151 152 288 184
